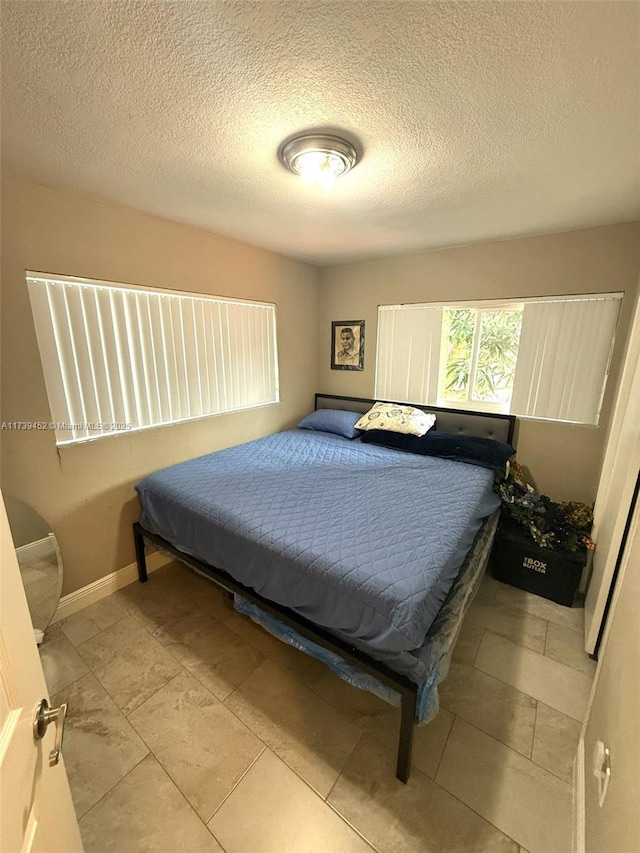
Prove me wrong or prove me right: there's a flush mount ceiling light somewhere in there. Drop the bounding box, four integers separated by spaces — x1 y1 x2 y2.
278 133 359 188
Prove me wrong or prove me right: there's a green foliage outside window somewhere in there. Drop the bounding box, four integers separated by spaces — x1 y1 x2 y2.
443 308 474 400
442 308 522 404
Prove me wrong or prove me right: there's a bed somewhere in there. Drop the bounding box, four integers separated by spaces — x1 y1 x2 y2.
133 393 515 782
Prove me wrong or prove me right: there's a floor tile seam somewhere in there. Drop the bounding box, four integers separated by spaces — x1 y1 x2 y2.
434 718 570 850
324 796 379 852
72 735 151 822
178 613 280 690
543 644 595 677
543 620 550 657
206 745 267 824
290 665 401 729
440 669 539 714
46 667 91 699
474 630 592 699
68 617 190 717
177 634 271 703
127 607 226 673
215 703 365 813
439 716 573 794
76 751 150 824
220 613 294 668
260 731 382 850
185 660 240 703
217 685 287 759
125 709 263 828
436 687 538 764
198 601 428 742
132 663 272 754
123 603 183 640
496 597 585 632
74 609 158 659
207 738 376 843
389 725 526 848
528 750 576 786
121 665 190 718
471 627 485 666
230 706 362 802
465 616 546 655
126 667 197 727
83 740 230 849
178 604 413 752
257 742 340 800
432 709 456 780
470 628 548 702
528 700 580 785
222 655 367 744
528 700 539 761
51 663 152 762
58 611 129 647
470 662 586 723
469 594 550 629
323 730 366 804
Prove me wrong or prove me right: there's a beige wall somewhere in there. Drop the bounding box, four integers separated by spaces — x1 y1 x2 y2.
2 175 638 594
317 223 640 503
1 176 320 595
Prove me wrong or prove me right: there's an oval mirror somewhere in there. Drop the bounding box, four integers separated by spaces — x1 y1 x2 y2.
5 496 63 642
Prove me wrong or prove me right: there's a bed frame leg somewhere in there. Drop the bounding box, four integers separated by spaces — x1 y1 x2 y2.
133 523 148 583
396 687 417 783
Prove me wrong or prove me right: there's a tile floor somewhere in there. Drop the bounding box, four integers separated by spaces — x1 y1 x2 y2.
41 563 596 853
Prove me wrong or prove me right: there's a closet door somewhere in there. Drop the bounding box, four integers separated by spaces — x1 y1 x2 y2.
585 292 640 655
576 495 640 853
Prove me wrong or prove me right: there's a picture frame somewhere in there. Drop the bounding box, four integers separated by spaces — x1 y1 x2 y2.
331 320 365 371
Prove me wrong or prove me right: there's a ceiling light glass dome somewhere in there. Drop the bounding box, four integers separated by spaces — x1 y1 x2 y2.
278 134 359 187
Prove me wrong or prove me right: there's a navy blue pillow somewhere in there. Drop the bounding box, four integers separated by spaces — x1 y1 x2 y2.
297 409 361 439
360 429 514 470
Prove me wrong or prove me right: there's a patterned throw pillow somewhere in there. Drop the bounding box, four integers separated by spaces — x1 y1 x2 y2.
354 402 436 437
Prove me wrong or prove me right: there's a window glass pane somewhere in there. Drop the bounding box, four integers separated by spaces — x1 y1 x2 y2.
472 309 522 403
441 307 476 403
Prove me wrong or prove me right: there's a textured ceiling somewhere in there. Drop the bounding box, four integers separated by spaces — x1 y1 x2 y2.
2 1 639 264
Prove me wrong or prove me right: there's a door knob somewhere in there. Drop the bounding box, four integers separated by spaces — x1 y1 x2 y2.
592 740 612 808
33 698 67 767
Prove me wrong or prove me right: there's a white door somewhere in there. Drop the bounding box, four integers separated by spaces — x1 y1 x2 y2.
575 495 640 853
585 287 640 654
0 495 83 853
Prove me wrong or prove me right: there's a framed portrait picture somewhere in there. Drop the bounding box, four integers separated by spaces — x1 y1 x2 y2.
331 320 365 371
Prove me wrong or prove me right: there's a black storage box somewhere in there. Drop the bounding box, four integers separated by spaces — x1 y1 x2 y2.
489 519 586 607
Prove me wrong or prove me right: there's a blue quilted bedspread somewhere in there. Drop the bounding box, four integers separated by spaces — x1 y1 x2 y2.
136 429 499 653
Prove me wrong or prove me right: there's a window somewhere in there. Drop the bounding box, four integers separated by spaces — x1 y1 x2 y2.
440 306 523 409
376 293 622 425
27 272 279 445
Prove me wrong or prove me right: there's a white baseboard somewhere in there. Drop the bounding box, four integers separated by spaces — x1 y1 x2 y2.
573 738 586 853
51 550 172 623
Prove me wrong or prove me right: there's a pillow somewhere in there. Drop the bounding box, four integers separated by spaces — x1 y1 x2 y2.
354 402 436 437
297 408 362 439
360 429 515 471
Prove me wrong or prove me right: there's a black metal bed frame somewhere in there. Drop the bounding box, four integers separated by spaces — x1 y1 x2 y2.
133 521 419 781
133 395 515 783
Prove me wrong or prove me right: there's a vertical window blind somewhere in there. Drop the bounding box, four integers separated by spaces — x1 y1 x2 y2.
27 273 279 445
510 296 621 424
376 305 443 404
375 293 622 425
